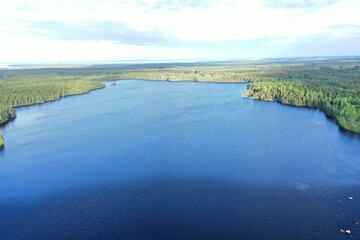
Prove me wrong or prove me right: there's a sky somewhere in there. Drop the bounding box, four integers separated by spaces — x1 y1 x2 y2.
1 0 360 63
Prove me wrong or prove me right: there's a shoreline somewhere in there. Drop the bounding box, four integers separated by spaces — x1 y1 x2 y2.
0 134 3 149
0 84 106 150
248 96 360 136
0 85 106 127
1 79 359 150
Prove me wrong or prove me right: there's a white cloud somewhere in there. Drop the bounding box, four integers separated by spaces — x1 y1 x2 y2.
0 0 360 62
0 33 196 62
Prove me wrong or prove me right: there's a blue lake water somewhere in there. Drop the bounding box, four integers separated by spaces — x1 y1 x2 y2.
1 80 360 239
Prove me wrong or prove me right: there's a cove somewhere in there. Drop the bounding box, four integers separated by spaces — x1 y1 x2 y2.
0 80 360 239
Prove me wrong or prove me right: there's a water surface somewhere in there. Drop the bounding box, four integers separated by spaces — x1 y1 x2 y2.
1 80 360 239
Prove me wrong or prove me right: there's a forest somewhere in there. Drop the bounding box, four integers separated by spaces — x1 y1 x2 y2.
1 57 360 148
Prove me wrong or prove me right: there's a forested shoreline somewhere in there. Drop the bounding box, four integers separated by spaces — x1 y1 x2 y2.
112 60 360 133
1 58 360 149
0 73 106 148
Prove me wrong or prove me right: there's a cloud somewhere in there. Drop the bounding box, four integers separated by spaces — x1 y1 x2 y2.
29 21 177 46
137 0 220 10
2 0 360 42
266 38 301 46
0 0 360 62
281 34 360 57
265 0 340 10
325 24 360 37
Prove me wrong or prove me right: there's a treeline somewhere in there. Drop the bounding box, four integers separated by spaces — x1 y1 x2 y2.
0 105 16 124
243 69 360 133
115 69 252 82
0 79 104 108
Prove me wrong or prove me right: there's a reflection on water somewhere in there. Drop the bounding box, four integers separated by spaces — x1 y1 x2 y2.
1 80 360 239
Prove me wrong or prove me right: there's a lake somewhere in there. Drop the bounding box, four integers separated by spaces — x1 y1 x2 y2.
1 80 360 239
